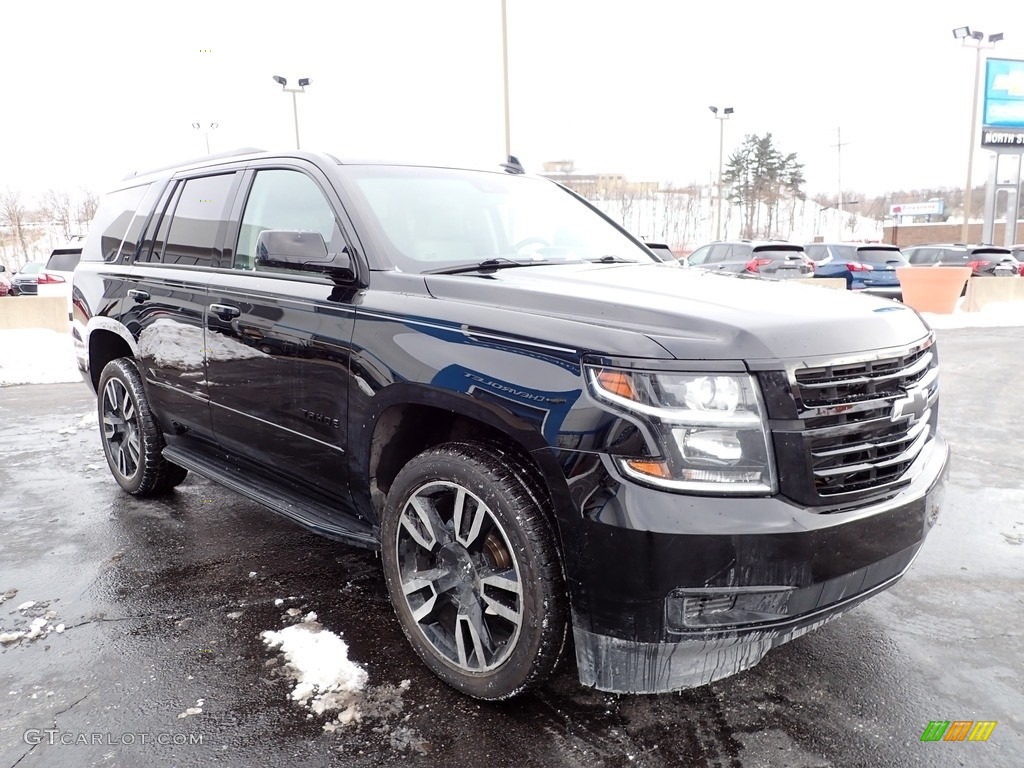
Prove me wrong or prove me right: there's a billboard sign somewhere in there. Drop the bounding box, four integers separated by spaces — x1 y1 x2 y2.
983 58 1024 128
889 201 944 217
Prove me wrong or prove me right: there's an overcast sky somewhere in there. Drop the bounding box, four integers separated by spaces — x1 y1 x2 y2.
2 0 1021 201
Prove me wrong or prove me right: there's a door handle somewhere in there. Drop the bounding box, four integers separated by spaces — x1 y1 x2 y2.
127 289 150 303
209 304 241 320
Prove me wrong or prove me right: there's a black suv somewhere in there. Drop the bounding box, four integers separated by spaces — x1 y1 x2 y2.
686 240 814 279
74 150 948 699
901 243 1020 277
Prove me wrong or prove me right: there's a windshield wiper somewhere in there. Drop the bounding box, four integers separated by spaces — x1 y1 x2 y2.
425 257 552 275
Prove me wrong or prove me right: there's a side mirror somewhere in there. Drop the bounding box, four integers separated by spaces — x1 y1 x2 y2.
254 230 355 282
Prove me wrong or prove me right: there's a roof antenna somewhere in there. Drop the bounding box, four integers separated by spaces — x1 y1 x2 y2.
501 155 525 174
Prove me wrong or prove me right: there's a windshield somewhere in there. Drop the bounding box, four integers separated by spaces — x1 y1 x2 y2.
342 165 654 273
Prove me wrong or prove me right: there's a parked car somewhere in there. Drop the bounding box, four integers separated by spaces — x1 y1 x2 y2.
37 241 84 319
1010 244 1024 275
9 261 44 296
0 265 11 297
686 240 815 279
804 242 908 298
901 244 1020 278
74 149 947 700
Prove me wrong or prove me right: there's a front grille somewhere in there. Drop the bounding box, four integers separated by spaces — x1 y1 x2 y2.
772 339 938 506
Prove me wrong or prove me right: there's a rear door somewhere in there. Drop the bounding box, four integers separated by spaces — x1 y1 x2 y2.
123 171 242 442
204 162 361 504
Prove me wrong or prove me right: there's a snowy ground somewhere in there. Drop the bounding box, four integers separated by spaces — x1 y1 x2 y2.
0 329 81 386
919 299 1024 329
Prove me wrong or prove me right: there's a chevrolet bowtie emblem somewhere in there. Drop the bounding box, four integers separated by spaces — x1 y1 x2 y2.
891 388 928 423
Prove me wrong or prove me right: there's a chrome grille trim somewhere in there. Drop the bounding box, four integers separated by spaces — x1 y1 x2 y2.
779 335 939 502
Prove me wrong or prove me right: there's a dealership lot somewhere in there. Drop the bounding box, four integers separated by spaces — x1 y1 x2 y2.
1 327 1021 768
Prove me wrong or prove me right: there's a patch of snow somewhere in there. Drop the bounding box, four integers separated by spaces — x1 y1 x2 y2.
226 611 243 620
922 300 1024 329
78 411 98 427
55 624 65 633
0 632 25 645
0 330 81 386
262 614 368 725
15 601 35 611
248 571 257 578
25 618 48 639
274 599 284 606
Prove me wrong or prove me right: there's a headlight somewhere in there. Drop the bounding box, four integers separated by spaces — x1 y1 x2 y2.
588 367 776 494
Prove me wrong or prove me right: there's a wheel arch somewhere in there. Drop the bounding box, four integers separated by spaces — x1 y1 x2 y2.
355 384 574 528
86 319 138 391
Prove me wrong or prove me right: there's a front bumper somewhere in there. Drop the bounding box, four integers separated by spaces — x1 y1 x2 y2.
560 434 948 694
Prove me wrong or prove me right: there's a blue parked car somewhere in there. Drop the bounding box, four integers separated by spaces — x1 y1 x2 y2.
805 243 907 299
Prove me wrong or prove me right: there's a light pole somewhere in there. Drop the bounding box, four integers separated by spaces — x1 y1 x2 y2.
272 75 312 150
952 27 1002 242
709 106 733 241
191 122 218 154
501 0 511 159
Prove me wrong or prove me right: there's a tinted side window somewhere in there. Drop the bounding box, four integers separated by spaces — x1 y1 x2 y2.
234 170 343 271
82 184 153 262
907 248 936 265
116 182 166 262
687 245 712 266
706 244 731 263
160 174 237 267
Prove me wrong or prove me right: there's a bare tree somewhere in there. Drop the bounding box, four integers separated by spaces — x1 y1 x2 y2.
43 188 74 240
0 188 31 260
77 188 99 229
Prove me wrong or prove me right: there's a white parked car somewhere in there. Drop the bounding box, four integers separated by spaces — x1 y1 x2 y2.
37 240 84 319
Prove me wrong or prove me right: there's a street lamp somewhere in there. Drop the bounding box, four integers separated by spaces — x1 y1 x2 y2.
709 106 734 240
191 122 218 154
953 27 1002 242
272 75 312 150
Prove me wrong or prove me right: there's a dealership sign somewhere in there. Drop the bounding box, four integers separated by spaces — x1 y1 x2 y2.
889 201 944 217
983 58 1024 128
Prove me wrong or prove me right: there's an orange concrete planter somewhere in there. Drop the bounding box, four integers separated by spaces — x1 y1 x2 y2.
896 267 971 314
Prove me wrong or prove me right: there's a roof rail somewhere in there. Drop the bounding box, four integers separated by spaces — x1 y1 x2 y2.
122 148 266 179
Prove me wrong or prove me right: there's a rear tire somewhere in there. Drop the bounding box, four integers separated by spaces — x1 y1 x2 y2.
97 358 188 496
381 441 567 700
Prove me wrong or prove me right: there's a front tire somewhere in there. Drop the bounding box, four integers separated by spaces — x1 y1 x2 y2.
97 358 188 496
381 441 567 700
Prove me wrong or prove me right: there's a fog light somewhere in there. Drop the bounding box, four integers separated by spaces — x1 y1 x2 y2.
665 587 794 630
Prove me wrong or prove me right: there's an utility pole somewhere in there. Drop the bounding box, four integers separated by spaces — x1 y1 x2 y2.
831 127 851 238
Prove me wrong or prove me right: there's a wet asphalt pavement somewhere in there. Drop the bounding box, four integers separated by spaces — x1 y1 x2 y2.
1 327 1022 768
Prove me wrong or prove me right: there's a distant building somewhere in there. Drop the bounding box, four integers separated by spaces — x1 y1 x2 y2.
539 160 659 200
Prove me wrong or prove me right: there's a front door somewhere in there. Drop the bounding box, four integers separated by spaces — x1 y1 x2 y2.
204 165 360 504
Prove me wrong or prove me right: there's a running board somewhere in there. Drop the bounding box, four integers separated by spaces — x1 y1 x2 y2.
162 444 379 550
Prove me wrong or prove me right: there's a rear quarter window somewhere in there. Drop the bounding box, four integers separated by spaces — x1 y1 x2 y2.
82 184 154 262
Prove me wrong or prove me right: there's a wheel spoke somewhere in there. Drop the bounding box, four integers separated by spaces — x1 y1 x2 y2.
401 496 441 552
479 569 523 627
401 575 441 623
453 488 487 548
126 432 141 466
117 444 131 476
455 607 491 670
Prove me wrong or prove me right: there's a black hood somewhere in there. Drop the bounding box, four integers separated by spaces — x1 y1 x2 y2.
424 262 930 363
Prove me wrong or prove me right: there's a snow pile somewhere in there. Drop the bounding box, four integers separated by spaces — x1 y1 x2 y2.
262 612 369 726
0 597 65 645
922 300 1024 329
0 329 80 386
